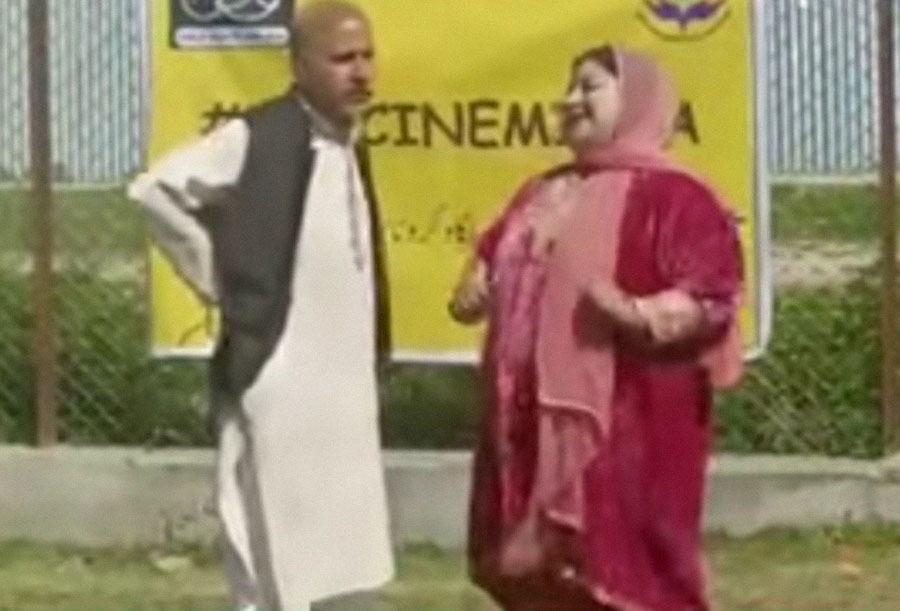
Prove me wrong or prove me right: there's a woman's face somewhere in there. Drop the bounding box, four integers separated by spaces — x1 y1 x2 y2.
560 59 623 151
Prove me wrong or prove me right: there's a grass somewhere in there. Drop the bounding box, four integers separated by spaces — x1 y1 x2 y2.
2 525 900 610
706 525 900 610
771 184 879 244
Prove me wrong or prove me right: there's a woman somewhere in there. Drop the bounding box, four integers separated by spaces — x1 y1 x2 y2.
450 46 744 611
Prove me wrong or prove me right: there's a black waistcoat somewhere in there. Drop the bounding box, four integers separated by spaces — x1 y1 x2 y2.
195 93 391 411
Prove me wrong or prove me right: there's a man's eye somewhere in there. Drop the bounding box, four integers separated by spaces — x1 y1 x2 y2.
331 51 373 63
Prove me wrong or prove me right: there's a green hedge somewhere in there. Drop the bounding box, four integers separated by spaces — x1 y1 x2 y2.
381 278 884 457
0 268 884 456
716 276 881 457
0 270 209 445
0 186 886 455
771 184 879 243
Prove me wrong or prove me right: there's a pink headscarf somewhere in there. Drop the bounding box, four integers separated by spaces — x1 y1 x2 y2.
525 48 743 538
576 49 682 170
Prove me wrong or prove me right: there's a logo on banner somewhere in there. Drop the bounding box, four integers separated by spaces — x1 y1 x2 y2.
639 1 731 41
171 0 292 49
180 0 283 23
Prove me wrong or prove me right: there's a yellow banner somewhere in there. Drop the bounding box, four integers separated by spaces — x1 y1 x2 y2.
147 0 769 360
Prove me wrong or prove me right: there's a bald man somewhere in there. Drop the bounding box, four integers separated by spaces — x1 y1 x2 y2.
128 3 393 609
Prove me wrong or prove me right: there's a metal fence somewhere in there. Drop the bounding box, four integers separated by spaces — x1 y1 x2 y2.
0 0 896 455
0 0 209 447
766 0 880 177
0 0 144 184
0 0 894 183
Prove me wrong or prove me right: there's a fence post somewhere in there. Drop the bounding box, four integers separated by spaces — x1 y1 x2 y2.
28 0 57 447
879 0 900 453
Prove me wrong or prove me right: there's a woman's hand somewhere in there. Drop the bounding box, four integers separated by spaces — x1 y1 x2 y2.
583 280 704 345
636 289 705 344
583 278 646 329
449 257 490 325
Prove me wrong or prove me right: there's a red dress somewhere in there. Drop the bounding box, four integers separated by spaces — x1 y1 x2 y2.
468 168 743 611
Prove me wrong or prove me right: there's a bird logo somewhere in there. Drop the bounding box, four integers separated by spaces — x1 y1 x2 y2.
639 0 731 41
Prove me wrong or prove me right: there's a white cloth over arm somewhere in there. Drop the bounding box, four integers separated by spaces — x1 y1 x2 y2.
127 119 249 303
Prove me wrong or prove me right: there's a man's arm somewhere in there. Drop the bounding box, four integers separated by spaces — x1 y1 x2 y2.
127 119 249 303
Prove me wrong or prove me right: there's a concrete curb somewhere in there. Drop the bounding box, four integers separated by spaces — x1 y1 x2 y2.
1 446 899 549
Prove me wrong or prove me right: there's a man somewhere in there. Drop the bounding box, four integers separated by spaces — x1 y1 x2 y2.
128 2 393 609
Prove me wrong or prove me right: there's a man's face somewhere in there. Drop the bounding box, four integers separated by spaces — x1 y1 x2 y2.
294 17 375 126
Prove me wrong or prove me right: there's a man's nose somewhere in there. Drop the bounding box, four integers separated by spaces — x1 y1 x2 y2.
352 57 374 82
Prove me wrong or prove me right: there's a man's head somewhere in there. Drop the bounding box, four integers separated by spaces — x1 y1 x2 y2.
289 1 375 130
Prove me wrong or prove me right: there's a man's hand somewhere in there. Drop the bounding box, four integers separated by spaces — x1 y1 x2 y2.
449 258 490 325
185 177 235 208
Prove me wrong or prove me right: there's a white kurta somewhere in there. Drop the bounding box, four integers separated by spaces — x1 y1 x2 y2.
129 116 394 610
